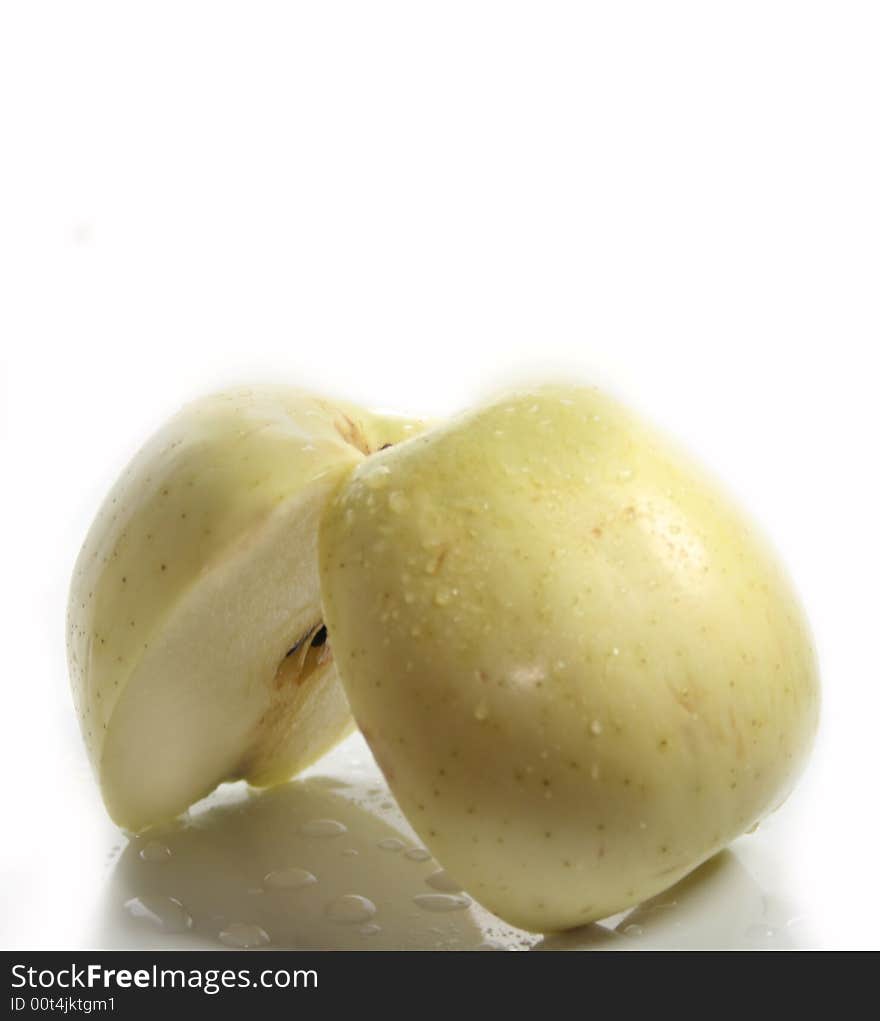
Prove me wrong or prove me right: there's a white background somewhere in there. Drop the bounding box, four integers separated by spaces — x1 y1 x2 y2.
1 2 878 949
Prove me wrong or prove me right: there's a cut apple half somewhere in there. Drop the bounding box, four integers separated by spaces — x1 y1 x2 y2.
67 386 426 832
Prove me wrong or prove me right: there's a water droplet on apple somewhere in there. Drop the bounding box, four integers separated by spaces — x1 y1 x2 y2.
434 587 453 606
325 894 377 924
366 466 391 489
219 922 271 948
360 922 381 936
426 870 463 892
377 838 405 852
300 818 347 838
404 848 431 861
388 491 409 513
590 719 603 736
474 699 489 721
413 893 471 913
264 867 317 889
622 923 643 937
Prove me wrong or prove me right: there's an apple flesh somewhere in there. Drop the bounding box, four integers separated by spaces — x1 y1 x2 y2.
67 386 425 832
319 385 820 932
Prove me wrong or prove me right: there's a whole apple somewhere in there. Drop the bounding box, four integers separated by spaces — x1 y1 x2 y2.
319 385 819 932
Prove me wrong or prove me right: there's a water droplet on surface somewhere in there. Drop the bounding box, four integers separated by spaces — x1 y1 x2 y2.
388 491 409 514
377 838 405 852
138 841 172 862
589 719 603 736
341 848 359 857
746 821 760 834
426 870 463 892
359 923 381 936
414 893 471 913
474 699 489 721
264 868 317 889
404 848 431 861
745 923 778 941
300 819 347 838
434 587 452 606
623 923 643 937
219 922 271 948
325 895 377 924
125 895 192 933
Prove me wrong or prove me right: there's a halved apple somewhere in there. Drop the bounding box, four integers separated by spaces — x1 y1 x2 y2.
67 386 425 831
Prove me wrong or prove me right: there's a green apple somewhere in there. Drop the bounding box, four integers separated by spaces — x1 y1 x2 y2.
319 384 819 932
67 386 425 832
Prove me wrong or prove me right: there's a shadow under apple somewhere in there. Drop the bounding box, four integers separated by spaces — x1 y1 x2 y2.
534 849 807 950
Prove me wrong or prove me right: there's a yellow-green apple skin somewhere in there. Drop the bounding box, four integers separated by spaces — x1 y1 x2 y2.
319 385 819 932
67 386 425 832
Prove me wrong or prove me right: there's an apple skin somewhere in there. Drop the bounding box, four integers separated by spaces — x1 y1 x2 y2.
67 386 424 831
319 385 820 932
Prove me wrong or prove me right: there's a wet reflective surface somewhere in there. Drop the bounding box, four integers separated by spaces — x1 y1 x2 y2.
95 734 812 950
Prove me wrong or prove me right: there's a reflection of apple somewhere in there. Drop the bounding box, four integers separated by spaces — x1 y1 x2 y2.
67 387 425 831
319 385 820 932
